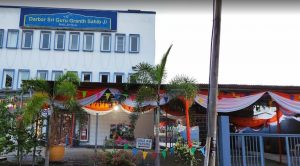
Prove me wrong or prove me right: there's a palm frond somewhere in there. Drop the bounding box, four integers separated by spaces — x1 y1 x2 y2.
167 74 198 100
130 62 156 84
55 81 77 98
157 44 173 85
21 79 50 94
135 86 156 104
56 72 80 87
23 92 48 126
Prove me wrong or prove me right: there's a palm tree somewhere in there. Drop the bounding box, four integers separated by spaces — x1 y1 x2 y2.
167 75 198 147
130 45 198 165
22 72 81 166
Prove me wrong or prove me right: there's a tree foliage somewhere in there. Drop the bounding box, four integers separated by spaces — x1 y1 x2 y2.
22 72 84 145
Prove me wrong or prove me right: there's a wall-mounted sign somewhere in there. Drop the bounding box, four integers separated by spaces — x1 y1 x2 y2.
136 138 152 150
20 7 117 31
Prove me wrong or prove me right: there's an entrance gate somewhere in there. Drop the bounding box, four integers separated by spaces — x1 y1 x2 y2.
218 116 300 166
230 133 300 166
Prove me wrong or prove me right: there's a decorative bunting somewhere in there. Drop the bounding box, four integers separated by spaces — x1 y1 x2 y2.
115 94 120 100
151 152 158 159
170 147 174 155
142 151 148 159
163 96 168 103
190 147 196 155
198 98 204 104
105 93 111 100
132 148 138 156
82 91 87 98
161 150 167 159
200 147 205 155
124 144 129 150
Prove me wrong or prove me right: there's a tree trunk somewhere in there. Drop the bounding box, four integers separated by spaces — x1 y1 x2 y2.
32 116 39 166
185 100 192 147
44 106 54 166
155 108 160 166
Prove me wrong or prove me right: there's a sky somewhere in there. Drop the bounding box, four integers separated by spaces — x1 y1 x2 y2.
2 0 300 86
152 0 300 86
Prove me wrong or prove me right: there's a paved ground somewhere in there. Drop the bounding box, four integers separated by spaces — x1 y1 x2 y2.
0 147 291 166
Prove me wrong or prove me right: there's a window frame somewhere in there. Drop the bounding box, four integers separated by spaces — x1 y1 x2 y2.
81 72 92 82
17 69 30 89
21 30 33 49
69 32 80 51
54 31 66 51
115 34 126 53
99 72 110 83
39 31 51 50
6 29 19 49
83 33 94 52
2 69 15 89
37 70 48 80
114 72 124 84
129 34 140 53
100 33 111 52
0 29 4 48
51 70 63 81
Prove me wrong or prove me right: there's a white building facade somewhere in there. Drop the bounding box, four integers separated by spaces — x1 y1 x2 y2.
0 2 155 146
0 4 155 90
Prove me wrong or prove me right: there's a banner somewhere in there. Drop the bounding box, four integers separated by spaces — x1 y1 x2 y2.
20 7 117 31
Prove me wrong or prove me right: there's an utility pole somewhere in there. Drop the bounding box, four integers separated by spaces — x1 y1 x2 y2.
204 0 222 165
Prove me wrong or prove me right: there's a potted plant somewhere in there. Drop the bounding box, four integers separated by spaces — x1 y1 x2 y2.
22 72 82 165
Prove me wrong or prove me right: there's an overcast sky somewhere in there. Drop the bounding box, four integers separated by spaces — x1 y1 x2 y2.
153 1 300 86
2 0 300 86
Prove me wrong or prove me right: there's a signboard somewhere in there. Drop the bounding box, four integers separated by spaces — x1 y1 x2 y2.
136 138 152 149
20 7 117 31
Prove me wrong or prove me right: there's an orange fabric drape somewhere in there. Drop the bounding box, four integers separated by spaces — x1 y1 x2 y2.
230 110 283 128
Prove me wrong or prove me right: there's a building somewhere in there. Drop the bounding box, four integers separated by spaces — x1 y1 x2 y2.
0 2 156 146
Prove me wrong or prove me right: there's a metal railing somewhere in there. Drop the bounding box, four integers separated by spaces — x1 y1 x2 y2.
230 133 300 166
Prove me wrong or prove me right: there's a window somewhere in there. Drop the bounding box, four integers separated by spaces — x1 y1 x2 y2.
129 34 140 53
100 72 110 83
22 31 33 49
69 32 80 51
54 32 65 50
83 33 94 51
0 29 4 48
82 72 92 82
115 34 125 53
37 70 48 80
6 30 19 48
2 70 14 88
17 70 30 88
40 31 51 49
101 34 111 52
114 73 124 84
52 71 63 81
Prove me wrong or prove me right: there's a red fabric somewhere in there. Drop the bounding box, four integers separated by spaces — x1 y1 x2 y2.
230 110 283 128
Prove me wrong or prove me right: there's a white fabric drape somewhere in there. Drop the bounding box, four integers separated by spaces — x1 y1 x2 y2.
194 92 266 112
78 88 107 106
268 92 300 114
122 94 170 107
